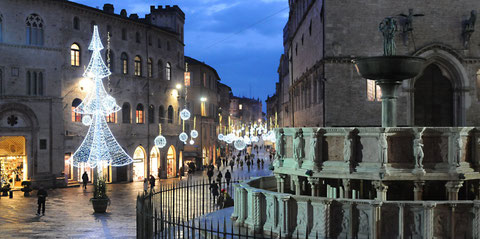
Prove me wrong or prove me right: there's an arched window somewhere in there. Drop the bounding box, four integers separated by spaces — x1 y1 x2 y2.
121 52 128 75
122 102 131 123
38 72 43 95
166 62 171 81
72 98 82 122
148 105 154 124
0 14 3 42
26 14 44 46
167 105 174 123
122 28 126 40
90 21 96 31
136 104 144 124
135 32 140 43
26 71 31 95
26 70 43 96
73 17 80 30
70 43 80 66
106 111 117 123
134 56 142 76
105 50 114 72
107 25 112 37
147 58 153 78
158 60 163 80
159 105 165 123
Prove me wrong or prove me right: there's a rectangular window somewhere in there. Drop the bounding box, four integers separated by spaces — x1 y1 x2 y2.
203 73 207 87
39 139 47 150
136 110 144 124
367 79 382 101
106 112 117 123
71 106 82 122
239 104 243 110
201 102 206 117
184 72 190 86
11 67 19 77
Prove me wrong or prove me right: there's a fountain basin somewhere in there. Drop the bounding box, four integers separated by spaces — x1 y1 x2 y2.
355 56 426 81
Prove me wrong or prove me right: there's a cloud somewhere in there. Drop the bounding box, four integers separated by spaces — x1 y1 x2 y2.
205 2 240 15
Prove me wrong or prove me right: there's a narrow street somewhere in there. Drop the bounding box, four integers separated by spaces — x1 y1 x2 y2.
0 149 273 238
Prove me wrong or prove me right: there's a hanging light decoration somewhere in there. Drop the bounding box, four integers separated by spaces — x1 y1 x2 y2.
180 109 191 121
82 115 93 126
234 139 246 150
155 124 167 148
218 134 224 141
179 132 188 142
189 139 195 145
191 130 198 138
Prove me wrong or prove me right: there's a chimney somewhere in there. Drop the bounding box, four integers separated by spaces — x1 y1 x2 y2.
103 4 114 14
120 9 127 17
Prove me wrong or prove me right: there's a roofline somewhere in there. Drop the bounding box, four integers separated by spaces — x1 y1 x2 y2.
58 0 181 39
185 56 221 81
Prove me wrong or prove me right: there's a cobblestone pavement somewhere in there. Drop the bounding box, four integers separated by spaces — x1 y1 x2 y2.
0 148 273 238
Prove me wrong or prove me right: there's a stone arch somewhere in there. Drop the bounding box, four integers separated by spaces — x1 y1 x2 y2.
132 145 146 181
149 146 160 177
407 47 469 126
167 145 176 178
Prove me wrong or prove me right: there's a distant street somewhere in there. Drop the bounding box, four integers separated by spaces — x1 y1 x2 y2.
0 148 273 238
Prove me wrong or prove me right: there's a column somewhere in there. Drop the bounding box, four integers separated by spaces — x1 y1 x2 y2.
342 179 351 198
235 187 247 225
275 173 286 193
278 195 291 238
308 177 321 197
309 200 330 238
423 202 436 239
292 175 302 196
251 190 264 232
473 201 480 238
231 183 240 220
372 181 388 201
397 203 404 239
445 181 463 200
371 201 383 239
413 181 425 201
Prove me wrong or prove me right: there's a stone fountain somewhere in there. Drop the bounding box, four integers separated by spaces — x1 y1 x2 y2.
355 17 426 127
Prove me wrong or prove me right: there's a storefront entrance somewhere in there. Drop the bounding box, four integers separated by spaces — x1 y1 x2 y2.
167 146 176 178
0 136 27 188
133 146 146 181
150 147 160 177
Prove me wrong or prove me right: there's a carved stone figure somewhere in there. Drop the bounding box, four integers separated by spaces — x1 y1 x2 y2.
309 136 318 162
410 212 422 237
379 17 397 56
413 128 425 169
293 130 305 166
379 133 388 166
266 198 274 223
463 10 477 48
453 133 463 167
275 129 284 159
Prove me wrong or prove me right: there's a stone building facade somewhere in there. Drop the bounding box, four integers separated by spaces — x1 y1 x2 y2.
229 96 263 128
183 56 222 167
268 0 480 128
0 0 186 187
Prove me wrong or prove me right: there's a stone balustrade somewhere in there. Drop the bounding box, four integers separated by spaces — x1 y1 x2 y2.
233 176 480 238
272 127 480 181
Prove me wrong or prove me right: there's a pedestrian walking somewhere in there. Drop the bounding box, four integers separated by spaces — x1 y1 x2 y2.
240 160 244 169
36 185 48 216
207 168 214 184
261 158 265 169
82 172 89 190
229 160 234 171
149 175 156 191
246 160 251 172
209 182 219 204
216 159 222 170
257 158 261 168
216 171 223 185
143 178 148 193
225 170 231 187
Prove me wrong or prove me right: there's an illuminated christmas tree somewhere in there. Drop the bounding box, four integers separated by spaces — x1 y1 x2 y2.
72 26 133 170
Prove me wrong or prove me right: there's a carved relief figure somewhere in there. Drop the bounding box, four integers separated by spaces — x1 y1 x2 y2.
266 198 274 224
453 133 462 167
413 128 425 169
379 133 388 166
463 10 477 48
358 211 369 234
293 130 305 167
343 134 352 164
409 212 422 237
275 129 284 159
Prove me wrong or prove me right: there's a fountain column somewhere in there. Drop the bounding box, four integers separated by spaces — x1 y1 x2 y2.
377 80 402 127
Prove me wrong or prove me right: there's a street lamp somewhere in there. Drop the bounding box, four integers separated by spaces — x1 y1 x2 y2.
176 83 182 90
200 97 207 102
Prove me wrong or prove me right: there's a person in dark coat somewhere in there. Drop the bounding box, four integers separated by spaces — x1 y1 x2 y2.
209 182 219 204
216 172 223 185
229 160 234 171
37 185 48 216
225 170 232 187
149 175 156 191
246 160 251 172
207 168 214 184
82 172 89 189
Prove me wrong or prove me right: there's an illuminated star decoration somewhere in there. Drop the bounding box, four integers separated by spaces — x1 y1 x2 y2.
72 26 133 168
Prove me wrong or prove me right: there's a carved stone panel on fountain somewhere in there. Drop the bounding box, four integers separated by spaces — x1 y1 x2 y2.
380 203 399 238
388 134 414 168
404 205 424 239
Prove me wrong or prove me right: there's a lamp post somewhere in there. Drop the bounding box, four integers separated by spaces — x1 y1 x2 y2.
200 97 207 166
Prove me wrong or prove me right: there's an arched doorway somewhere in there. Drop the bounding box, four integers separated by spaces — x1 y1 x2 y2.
133 146 146 181
414 64 454 126
150 147 160 177
167 146 176 178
